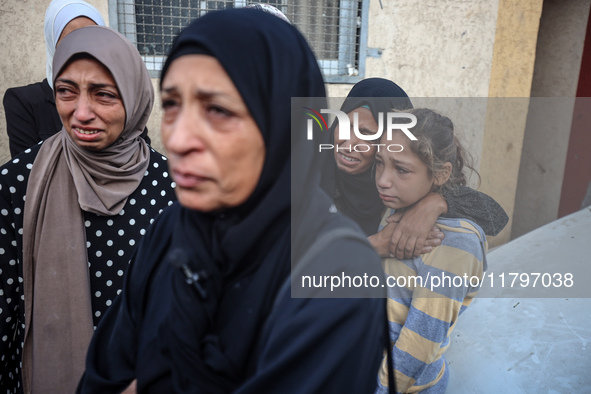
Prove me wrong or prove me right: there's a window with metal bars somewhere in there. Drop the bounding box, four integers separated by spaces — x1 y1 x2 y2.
108 0 368 83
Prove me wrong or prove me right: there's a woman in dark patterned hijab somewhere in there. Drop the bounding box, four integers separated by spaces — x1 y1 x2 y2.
78 8 385 393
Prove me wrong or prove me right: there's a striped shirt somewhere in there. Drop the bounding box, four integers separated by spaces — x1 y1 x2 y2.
377 211 488 393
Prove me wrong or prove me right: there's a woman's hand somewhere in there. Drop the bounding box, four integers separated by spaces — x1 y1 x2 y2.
368 221 397 257
370 222 444 258
379 193 448 259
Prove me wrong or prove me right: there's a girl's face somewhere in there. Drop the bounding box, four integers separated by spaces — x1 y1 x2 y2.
160 54 266 212
375 131 437 210
333 107 379 175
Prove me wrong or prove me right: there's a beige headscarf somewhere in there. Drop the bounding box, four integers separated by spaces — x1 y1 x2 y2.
21 26 153 394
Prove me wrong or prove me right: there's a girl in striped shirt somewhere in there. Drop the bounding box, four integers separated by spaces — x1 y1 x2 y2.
375 108 488 393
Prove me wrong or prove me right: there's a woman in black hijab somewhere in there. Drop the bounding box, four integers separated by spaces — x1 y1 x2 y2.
331 78 508 258
78 9 385 393
332 78 413 235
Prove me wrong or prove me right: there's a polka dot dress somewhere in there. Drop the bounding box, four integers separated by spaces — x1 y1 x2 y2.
0 143 176 393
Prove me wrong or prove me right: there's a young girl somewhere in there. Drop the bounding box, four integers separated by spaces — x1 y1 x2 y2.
374 108 488 393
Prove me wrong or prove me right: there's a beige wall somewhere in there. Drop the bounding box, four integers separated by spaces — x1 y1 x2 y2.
0 0 51 165
512 0 591 239
478 0 544 245
147 78 165 153
327 0 500 99
362 0 499 98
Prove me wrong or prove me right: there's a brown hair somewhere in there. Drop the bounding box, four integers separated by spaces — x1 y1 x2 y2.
393 108 479 193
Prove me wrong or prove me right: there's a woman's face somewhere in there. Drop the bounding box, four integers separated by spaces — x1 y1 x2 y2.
160 54 266 212
333 107 379 175
55 57 126 151
374 131 434 210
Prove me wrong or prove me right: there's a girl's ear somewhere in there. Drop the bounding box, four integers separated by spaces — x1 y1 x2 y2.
433 162 452 186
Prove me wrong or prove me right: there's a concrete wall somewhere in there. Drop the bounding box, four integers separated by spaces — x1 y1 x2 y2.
478 0 544 245
146 79 165 153
361 0 499 98
0 0 53 165
512 0 591 239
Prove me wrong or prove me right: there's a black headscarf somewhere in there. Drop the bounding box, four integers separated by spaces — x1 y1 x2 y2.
157 9 334 392
332 78 413 235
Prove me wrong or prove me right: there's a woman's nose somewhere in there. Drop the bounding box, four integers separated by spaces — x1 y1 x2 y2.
73 95 96 122
164 108 206 155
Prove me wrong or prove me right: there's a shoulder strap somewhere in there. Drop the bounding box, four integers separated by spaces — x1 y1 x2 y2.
271 227 368 313
385 300 396 394
261 226 396 393
262 226 367 338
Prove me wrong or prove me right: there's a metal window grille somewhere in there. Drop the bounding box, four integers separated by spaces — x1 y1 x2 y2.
108 0 368 82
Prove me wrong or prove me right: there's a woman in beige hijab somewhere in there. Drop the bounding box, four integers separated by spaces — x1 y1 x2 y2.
0 26 175 393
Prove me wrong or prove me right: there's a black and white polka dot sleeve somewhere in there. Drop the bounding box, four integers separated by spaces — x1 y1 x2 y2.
0 145 39 393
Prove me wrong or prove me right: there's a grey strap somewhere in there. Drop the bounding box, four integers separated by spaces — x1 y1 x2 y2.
269 227 368 318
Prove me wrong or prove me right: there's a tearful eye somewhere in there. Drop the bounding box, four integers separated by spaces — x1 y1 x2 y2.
161 99 180 123
208 105 233 118
55 86 75 96
97 91 118 99
161 99 178 109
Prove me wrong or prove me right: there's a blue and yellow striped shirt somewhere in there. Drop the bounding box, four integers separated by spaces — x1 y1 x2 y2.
377 211 487 393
